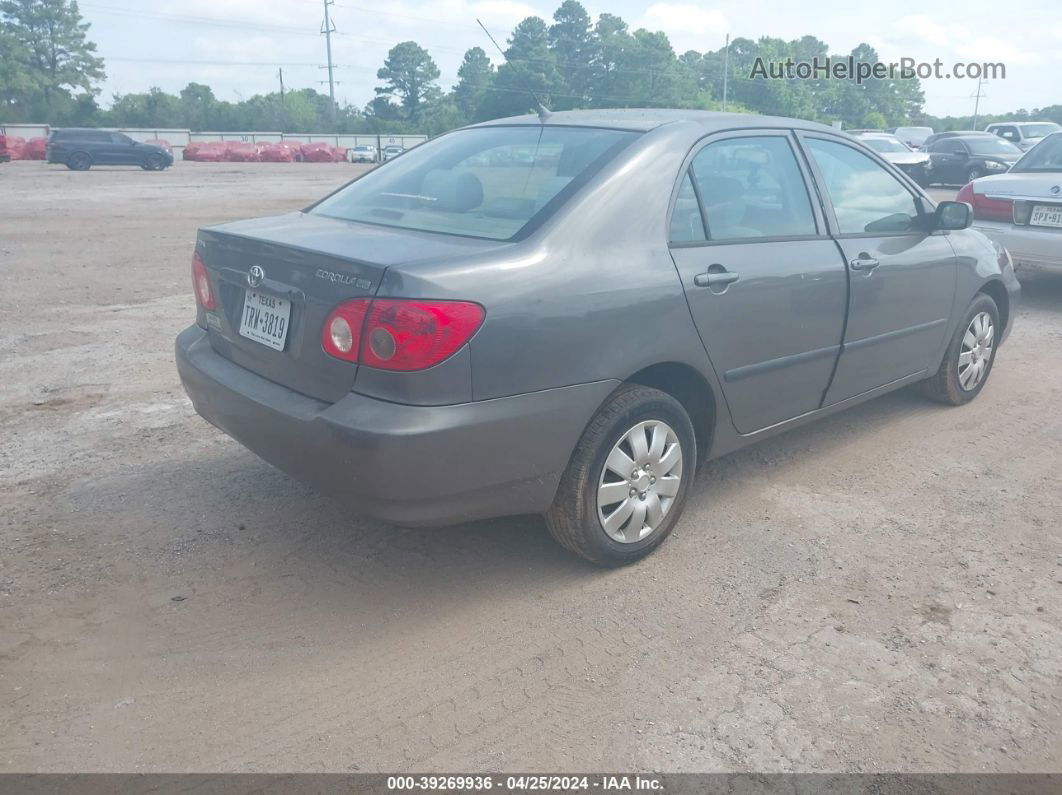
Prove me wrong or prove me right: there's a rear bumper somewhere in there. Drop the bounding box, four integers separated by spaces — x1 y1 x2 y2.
176 325 616 526
975 221 1062 274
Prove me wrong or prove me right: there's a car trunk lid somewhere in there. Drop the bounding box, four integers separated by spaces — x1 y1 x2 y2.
196 211 507 402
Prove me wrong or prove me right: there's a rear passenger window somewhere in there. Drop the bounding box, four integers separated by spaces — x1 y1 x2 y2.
806 138 920 234
688 136 817 240
669 172 706 243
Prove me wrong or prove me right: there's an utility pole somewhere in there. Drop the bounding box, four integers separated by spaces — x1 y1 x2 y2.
722 33 730 113
321 0 337 121
971 76 987 129
278 68 285 103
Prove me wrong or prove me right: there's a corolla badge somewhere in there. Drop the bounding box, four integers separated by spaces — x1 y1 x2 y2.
1050 185 1061 196
247 265 265 287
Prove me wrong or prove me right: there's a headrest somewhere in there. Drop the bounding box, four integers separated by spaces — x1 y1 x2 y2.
421 169 484 212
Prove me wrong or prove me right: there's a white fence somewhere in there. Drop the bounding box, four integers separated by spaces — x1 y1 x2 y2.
3 124 428 159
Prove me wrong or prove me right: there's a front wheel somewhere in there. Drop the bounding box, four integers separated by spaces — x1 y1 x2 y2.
546 384 696 566
966 166 984 182
146 153 167 171
920 294 999 405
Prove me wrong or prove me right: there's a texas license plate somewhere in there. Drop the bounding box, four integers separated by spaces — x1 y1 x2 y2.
239 290 291 351
1029 204 1062 228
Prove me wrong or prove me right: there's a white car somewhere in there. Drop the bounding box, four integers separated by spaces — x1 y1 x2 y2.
958 131 1062 274
854 132 932 186
348 144 377 163
985 121 1061 152
893 125 934 150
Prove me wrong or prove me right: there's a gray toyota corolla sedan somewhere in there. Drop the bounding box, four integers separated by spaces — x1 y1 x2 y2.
176 109 1020 565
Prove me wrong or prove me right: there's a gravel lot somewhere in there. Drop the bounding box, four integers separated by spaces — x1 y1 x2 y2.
1 160 1060 773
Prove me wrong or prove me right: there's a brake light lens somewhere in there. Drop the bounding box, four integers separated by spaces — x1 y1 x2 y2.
192 252 215 310
321 297 371 362
321 298 485 370
956 183 1014 222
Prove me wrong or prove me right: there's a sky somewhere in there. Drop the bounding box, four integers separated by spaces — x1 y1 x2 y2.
77 0 1062 119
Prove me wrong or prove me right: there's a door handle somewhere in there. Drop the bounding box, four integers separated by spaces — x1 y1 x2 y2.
849 254 880 272
694 268 740 289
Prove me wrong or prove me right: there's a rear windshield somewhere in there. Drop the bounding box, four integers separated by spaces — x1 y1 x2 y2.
311 126 639 240
862 137 909 153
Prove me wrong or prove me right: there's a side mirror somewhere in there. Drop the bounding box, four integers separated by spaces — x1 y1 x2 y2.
936 201 972 230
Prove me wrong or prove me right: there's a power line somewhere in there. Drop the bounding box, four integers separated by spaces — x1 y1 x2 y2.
80 2 680 81
321 0 337 119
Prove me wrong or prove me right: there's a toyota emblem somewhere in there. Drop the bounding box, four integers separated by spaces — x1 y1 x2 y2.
247 265 265 287
1051 185 1061 196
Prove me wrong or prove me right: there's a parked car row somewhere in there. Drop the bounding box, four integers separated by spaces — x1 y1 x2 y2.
348 144 406 163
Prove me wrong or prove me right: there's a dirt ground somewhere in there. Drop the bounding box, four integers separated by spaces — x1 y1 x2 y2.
1 160 1060 773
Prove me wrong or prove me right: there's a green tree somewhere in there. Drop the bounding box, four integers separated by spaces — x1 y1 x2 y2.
0 0 105 116
481 17 564 118
375 41 440 123
453 47 493 122
548 0 593 106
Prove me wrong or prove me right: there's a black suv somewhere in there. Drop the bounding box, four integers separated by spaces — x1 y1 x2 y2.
47 129 174 171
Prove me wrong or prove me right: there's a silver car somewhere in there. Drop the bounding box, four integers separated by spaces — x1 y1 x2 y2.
176 110 1020 565
959 131 1062 274
854 132 932 186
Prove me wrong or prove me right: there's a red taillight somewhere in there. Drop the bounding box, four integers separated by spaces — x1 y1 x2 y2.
321 297 372 362
321 298 485 371
956 182 1013 222
192 252 215 310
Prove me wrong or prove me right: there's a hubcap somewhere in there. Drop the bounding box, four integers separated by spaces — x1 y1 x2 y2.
597 420 683 543
958 311 994 391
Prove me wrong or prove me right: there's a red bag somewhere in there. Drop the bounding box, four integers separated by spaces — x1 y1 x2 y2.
225 142 260 162
24 137 47 160
300 141 339 162
0 135 27 160
259 142 298 162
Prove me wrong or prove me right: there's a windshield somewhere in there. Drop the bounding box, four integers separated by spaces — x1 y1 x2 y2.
1012 133 1062 172
896 127 932 141
353 146 372 151
1020 123 1061 139
311 126 639 240
862 137 910 153
966 137 1022 156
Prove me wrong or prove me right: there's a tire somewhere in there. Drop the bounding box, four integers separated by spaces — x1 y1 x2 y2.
545 384 696 566
920 293 999 406
66 152 91 171
146 153 167 171
966 166 984 182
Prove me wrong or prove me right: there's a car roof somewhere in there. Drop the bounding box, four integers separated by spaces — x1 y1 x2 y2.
471 108 840 134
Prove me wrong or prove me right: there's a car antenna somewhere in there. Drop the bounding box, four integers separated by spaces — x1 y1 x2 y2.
476 18 552 124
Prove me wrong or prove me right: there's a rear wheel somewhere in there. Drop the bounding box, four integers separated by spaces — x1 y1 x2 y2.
546 384 696 566
67 152 91 171
920 293 999 405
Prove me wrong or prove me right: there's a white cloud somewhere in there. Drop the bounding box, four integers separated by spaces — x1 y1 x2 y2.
635 3 728 53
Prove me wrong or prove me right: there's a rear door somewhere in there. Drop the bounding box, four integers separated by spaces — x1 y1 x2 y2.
668 131 848 434
799 134 956 405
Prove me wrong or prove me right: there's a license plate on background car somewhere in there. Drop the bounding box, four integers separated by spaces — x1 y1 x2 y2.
1030 204 1062 228
239 290 291 351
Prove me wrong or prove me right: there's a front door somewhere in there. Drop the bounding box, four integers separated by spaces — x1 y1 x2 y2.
799 135 956 405
668 132 848 434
